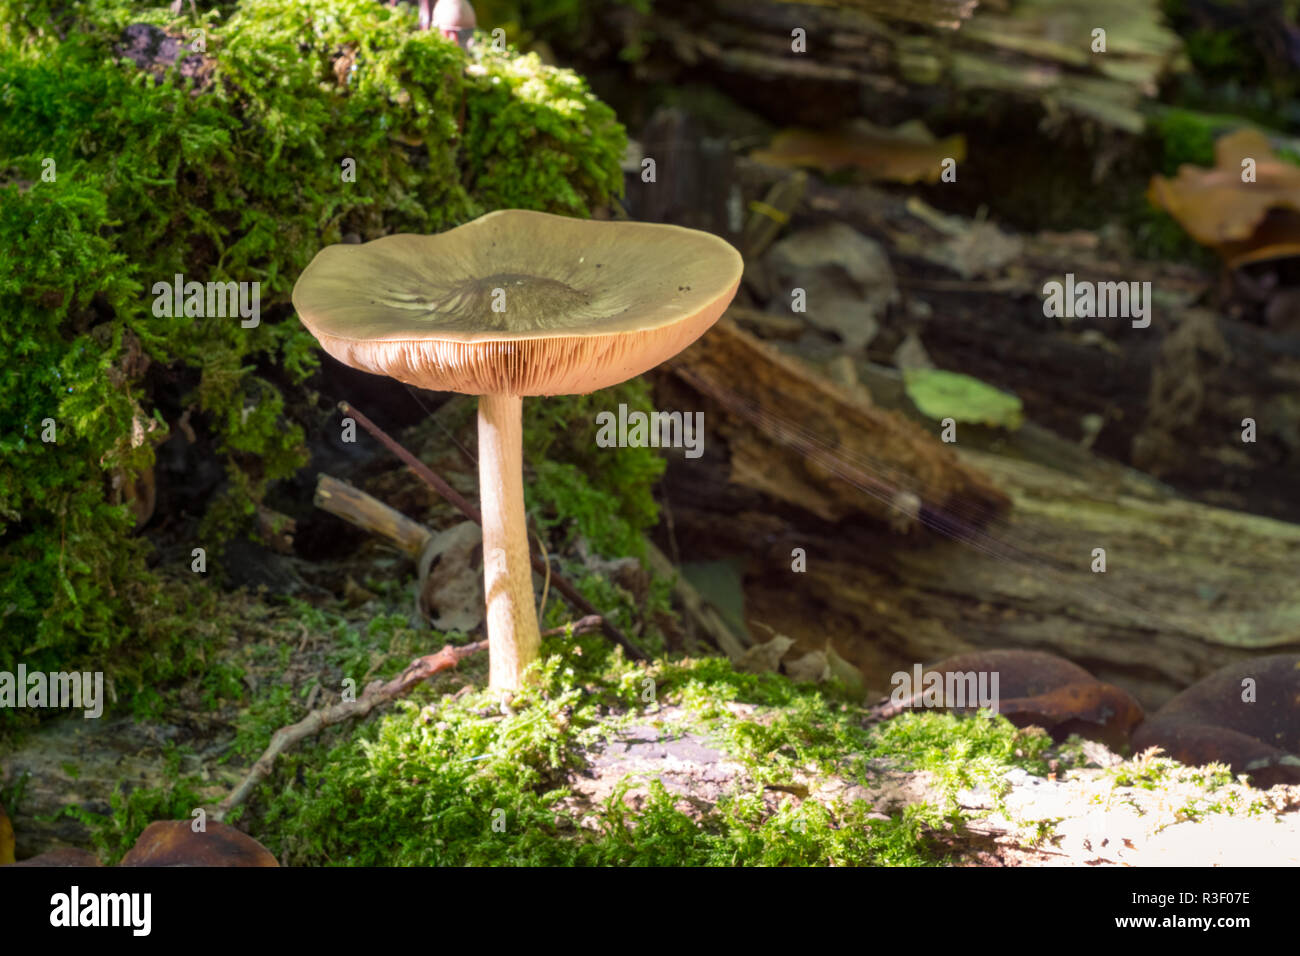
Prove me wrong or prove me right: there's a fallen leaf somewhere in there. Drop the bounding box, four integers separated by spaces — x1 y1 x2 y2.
1148 129 1300 268
764 222 895 350
825 641 866 695
903 368 1024 429
924 219 1025 279
737 634 795 674
752 121 966 184
1132 653 1300 787
784 648 831 683
877 649 1144 748
0 802 13 865
120 820 278 867
417 520 484 632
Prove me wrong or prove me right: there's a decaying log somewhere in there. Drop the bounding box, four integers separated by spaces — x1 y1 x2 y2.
664 316 1011 527
655 330 1300 710
617 0 1181 133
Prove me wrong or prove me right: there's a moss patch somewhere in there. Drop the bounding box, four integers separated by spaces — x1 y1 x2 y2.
0 0 625 719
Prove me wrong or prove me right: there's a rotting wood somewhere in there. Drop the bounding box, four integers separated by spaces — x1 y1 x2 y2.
657 422 1300 711
619 0 1180 134
315 474 432 559
664 316 1010 527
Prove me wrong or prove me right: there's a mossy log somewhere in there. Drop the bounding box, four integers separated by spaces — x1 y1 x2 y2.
787 173 1300 526
610 0 1182 133
655 315 1300 713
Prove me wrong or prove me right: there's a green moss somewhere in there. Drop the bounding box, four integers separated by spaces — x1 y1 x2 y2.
1151 108 1219 175
522 377 666 561
55 744 206 865
0 0 626 717
226 613 1054 866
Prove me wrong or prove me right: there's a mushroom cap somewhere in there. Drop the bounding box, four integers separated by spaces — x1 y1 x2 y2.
118 820 279 867
292 210 744 396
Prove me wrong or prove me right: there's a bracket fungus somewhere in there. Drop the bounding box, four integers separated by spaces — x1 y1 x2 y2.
293 210 743 690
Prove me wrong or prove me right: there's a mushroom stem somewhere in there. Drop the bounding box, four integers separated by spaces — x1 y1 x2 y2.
477 392 541 691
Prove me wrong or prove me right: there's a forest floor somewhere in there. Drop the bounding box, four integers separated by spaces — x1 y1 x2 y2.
4 586 1297 866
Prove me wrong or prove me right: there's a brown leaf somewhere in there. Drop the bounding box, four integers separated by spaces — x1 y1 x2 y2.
120 820 278 867
880 649 1144 747
1148 129 1300 267
737 633 795 674
0 802 13 865
1131 653 1300 787
998 680 1144 747
751 122 966 184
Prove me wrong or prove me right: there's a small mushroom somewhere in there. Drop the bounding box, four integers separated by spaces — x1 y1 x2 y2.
429 0 476 45
119 820 278 866
292 210 742 690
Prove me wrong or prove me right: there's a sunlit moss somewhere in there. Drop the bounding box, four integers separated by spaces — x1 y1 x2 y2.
0 0 625 711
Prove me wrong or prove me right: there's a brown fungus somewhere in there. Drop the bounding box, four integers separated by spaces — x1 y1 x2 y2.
293 210 742 690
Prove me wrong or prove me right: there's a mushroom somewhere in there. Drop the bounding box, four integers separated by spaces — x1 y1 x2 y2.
429 0 476 44
119 820 278 866
292 210 742 690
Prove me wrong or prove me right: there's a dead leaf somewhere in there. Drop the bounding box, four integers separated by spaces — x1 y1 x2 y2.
764 222 895 350
1148 129 1300 268
751 121 966 184
737 634 795 674
784 648 831 683
825 641 865 694
877 649 1143 747
924 219 1025 279
417 520 484 632
1132 653 1300 787
120 820 278 866
0 802 13 865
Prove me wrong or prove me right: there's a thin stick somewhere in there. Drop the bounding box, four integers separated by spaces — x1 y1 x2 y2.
216 640 487 820
535 527 552 624
338 401 649 662
541 614 603 638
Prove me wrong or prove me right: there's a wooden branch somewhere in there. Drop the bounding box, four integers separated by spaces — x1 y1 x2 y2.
542 614 604 638
216 640 487 820
664 317 1010 528
315 474 431 559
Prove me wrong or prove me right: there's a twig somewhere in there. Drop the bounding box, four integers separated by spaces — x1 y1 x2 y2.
338 401 649 662
216 640 487 820
541 614 603 638
535 525 552 624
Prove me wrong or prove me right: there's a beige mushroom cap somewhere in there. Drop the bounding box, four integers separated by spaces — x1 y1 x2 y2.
292 210 744 396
